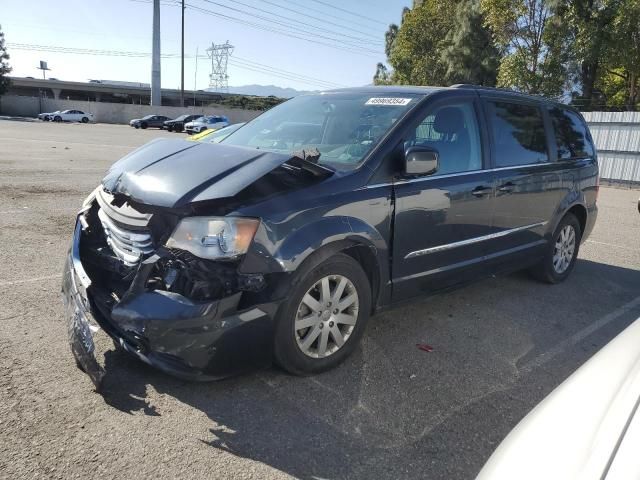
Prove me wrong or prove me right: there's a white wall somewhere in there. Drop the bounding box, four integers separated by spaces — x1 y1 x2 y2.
583 111 640 184
0 95 261 124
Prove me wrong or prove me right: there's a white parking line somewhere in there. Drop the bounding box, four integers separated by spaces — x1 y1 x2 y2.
0 274 62 287
521 295 640 374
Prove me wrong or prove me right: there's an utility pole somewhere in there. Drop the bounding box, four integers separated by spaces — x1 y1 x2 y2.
151 0 161 106
193 46 199 107
180 0 185 107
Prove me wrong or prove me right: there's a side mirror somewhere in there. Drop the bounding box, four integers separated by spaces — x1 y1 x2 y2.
404 146 439 176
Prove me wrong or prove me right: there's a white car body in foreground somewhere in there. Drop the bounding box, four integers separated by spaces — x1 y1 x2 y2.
50 110 94 123
477 317 640 480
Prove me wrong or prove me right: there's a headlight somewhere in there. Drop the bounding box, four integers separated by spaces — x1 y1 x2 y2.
165 217 260 259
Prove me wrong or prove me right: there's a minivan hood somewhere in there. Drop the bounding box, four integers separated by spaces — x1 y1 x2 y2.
101 138 298 208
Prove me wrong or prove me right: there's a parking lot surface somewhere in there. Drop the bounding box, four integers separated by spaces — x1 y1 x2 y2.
1 119 639 479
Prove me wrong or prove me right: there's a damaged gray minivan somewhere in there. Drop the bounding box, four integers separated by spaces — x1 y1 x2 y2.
63 86 598 388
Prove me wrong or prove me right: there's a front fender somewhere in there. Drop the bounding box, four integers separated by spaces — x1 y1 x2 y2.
243 216 388 272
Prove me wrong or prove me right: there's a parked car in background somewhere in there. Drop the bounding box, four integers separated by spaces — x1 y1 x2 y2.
477 317 640 480
129 115 171 129
63 86 598 388
50 110 94 123
188 122 245 143
38 110 60 121
184 115 229 134
164 114 201 132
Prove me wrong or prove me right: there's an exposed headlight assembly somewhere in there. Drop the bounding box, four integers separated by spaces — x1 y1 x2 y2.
166 217 260 259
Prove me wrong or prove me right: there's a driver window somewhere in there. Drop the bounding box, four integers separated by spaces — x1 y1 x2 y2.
407 101 482 175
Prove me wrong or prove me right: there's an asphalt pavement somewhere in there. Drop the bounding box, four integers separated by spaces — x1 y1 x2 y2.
1 119 639 479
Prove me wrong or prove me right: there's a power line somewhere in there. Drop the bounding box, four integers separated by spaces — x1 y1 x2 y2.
182 2 379 57
195 0 381 50
308 0 388 26
278 0 386 33
129 0 381 57
6 43 344 89
254 0 382 41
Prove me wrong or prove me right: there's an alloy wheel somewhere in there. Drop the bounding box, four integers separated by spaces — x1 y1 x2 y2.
553 225 576 274
294 275 359 359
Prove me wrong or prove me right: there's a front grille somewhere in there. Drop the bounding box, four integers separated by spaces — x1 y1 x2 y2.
98 208 154 266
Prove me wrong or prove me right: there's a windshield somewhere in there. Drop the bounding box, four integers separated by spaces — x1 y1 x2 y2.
142 115 154 120
220 93 421 169
174 115 189 121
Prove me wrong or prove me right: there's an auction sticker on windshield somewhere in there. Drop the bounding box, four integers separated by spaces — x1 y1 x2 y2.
365 97 412 106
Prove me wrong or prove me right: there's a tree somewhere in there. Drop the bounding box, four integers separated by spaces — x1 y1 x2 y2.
387 0 455 85
373 7 410 85
598 0 640 109
561 0 621 108
373 62 392 85
480 0 570 97
441 0 501 86
373 1 499 87
0 25 12 96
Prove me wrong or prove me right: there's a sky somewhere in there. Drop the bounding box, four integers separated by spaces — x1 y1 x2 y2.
1 0 411 91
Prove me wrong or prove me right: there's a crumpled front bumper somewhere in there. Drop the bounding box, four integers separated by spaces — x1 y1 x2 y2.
62 219 277 388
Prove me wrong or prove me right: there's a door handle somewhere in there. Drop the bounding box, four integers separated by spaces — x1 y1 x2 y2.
471 186 492 197
498 182 515 194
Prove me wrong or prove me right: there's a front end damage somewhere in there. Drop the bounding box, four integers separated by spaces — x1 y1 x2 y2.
62 140 333 388
62 189 283 389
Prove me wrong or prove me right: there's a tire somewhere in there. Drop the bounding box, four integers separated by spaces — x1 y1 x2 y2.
530 213 582 284
81 117 89 123
134 124 140 129
54 116 62 122
273 253 371 375
140 122 148 129
167 125 173 132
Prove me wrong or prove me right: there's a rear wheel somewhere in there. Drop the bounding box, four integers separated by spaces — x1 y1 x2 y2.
274 253 371 375
530 213 581 284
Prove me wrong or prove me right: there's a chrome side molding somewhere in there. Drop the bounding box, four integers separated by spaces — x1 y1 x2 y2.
405 221 548 259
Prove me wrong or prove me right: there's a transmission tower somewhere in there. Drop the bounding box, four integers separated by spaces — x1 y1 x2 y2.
206 41 234 92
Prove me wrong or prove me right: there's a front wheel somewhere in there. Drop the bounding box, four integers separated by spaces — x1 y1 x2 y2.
81 117 89 123
53 116 62 122
530 213 582 284
274 253 371 375
140 122 148 129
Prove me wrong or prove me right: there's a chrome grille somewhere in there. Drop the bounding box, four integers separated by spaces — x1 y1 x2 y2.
98 208 154 266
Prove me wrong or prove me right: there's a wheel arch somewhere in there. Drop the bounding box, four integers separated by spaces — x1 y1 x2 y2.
242 216 390 311
549 188 589 242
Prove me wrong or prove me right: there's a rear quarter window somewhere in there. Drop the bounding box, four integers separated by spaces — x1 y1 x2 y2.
487 100 549 167
549 107 595 160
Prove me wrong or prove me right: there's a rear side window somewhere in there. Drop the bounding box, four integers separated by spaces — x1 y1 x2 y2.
487 101 548 167
549 107 594 160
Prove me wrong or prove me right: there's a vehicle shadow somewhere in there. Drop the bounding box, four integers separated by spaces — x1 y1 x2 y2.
98 258 640 480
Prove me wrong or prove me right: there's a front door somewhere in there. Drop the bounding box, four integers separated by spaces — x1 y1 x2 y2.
392 96 495 302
